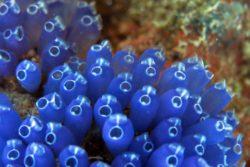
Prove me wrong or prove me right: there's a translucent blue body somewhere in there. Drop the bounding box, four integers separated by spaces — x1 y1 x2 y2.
24 143 56 167
86 41 112 67
221 110 239 131
181 95 203 127
181 134 207 157
0 33 5 48
24 1 49 45
0 49 18 77
2 139 26 165
45 122 76 155
112 49 137 74
157 63 188 94
182 156 209 167
41 38 74 73
66 8 101 54
133 58 160 88
151 117 182 147
224 135 243 165
16 60 42 93
69 1 97 23
90 161 110 167
185 64 213 95
201 81 233 116
67 56 86 75
0 93 12 108
43 64 72 94
107 73 136 109
0 109 21 139
45 0 77 24
139 48 166 69
129 133 154 164
59 72 87 104
184 118 231 145
94 94 122 129
39 16 67 49
111 152 142 167
64 96 92 143
153 88 189 124
16 0 34 12
147 143 184 167
129 85 159 131
85 58 114 102
2 26 31 56
36 92 65 123
182 56 204 69
102 114 134 155
0 1 23 31
0 137 6 166
18 116 46 144
59 145 89 167
46 0 101 53
203 144 226 166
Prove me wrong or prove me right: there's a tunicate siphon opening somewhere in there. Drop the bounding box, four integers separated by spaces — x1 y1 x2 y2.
24 155 35 167
234 144 242 155
91 66 102 76
109 126 123 140
45 21 54 32
0 4 8 15
99 105 112 117
169 127 178 137
66 156 78 167
81 15 93 26
139 95 151 106
124 55 134 64
17 70 26 81
64 80 75 91
143 142 154 152
92 45 102 51
215 121 224 132
71 105 82 115
195 144 205 155
146 66 156 77
49 46 60 57
37 98 48 109
7 149 20 160
52 70 63 80
174 71 186 80
166 155 178 166
19 125 30 138
171 96 182 108
45 133 56 145
0 50 10 61
3 29 11 39
194 103 203 114
124 163 135 167
120 81 131 92
27 5 38 15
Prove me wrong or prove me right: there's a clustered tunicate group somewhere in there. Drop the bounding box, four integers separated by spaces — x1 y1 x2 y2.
0 0 101 80
0 0 243 167
0 42 243 166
